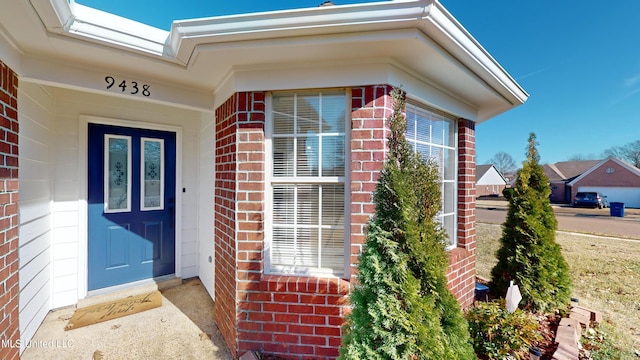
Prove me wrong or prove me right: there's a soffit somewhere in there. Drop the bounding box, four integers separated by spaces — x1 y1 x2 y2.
1 0 527 119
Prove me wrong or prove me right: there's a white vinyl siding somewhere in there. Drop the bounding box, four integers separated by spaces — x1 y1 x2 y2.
405 101 458 248
197 114 216 299
19 82 55 352
266 90 348 276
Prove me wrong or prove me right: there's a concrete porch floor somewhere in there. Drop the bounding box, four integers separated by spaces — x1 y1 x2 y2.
21 277 233 360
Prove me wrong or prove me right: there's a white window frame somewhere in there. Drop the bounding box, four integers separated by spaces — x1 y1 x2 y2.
405 101 458 249
264 90 351 277
104 134 132 213
140 137 165 211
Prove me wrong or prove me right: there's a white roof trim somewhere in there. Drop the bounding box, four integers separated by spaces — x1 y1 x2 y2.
568 156 640 186
425 1 528 107
29 0 527 109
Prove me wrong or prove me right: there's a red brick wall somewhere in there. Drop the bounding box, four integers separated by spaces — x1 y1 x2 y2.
215 87 477 358
549 181 566 204
0 61 20 360
447 119 476 308
214 93 240 358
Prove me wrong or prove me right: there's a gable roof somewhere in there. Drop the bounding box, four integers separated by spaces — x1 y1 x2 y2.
476 164 507 184
568 156 640 186
477 164 494 179
2 0 527 118
543 160 600 182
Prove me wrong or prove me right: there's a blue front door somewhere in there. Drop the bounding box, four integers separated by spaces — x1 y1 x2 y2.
88 123 176 290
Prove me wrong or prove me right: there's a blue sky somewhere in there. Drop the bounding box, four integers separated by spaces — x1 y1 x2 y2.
75 0 640 165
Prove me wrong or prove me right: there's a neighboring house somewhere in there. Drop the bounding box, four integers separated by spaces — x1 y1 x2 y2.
476 164 508 197
544 157 640 208
0 1 527 359
568 157 640 208
543 160 599 203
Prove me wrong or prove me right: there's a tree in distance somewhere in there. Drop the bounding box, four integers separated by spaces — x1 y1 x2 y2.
603 140 640 168
488 151 517 175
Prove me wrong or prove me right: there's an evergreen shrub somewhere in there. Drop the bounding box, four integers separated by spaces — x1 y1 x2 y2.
339 88 475 359
490 133 573 313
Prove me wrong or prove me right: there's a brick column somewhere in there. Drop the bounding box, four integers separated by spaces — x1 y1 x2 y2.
349 85 392 281
446 118 476 308
0 61 20 360
214 94 240 358
215 92 266 358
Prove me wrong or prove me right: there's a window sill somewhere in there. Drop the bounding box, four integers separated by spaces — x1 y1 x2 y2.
448 246 471 264
260 274 350 295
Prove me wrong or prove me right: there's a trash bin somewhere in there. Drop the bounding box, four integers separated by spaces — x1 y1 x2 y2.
475 282 489 302
610 202 625 217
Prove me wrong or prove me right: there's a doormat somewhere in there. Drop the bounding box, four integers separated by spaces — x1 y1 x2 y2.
65 291 162 330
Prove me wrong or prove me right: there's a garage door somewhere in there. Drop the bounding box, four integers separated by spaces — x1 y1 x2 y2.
577 186 640 208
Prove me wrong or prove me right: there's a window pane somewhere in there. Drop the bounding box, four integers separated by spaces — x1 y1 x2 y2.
445 119 456 146
297 136 319 177
444 148 456 181
297 94 320 134
106 136 130 211
142 139 163 210
298 185 319 225
322 136 345 176
416 116 431 144
297 228 319 268
273 94 295 134
433 119 446 146
273 185 295 224
406 111 416 141
442 214 455 247
322 184 345 226
320 92 346 132
321 229 344 269
443 181 456 214
273 137 294 177
272 228 295 266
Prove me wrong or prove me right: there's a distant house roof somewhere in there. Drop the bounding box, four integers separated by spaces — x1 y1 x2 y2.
543 160 600 182
476 164 494 179
476 164 507 185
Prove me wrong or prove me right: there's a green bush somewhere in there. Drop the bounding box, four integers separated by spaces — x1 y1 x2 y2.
339 88 475 359
466 300 542 359
490 133 573 313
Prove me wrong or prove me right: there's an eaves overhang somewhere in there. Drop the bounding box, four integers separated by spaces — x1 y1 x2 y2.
21 0 527 120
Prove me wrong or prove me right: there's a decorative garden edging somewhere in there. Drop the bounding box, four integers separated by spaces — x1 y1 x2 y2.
552 306 601 360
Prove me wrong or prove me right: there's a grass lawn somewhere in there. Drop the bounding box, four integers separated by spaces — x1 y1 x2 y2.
476 222 640 357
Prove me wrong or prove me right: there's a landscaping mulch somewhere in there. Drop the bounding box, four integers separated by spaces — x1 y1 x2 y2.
534 313 561 360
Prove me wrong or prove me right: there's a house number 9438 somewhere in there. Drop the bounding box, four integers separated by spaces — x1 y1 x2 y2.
105 76 151 97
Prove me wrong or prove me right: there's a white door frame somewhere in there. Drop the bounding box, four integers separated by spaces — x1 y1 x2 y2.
78 115 183 298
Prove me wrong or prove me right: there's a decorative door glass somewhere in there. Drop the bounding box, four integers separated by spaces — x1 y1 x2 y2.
141 138 164 210
105 135 131 212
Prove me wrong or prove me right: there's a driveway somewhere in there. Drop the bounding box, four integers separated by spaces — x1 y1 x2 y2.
477 199 640 240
